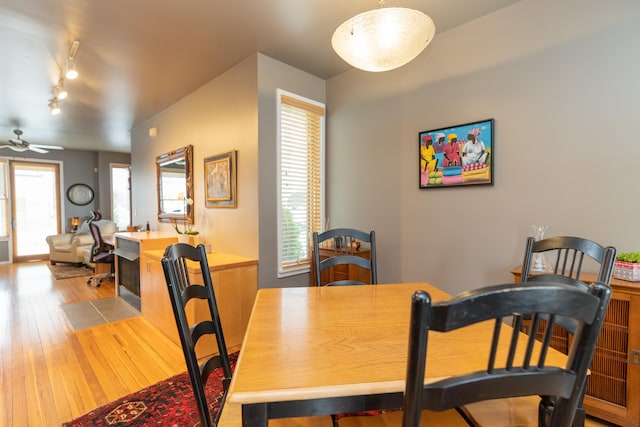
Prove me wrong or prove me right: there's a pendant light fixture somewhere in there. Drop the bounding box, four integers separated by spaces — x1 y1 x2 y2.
332 0 436 72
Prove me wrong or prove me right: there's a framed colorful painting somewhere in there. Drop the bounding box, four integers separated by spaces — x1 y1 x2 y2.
419 118 494 189
204 150 237 208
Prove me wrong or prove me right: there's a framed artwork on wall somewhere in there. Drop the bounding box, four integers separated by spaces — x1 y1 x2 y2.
419 118 494 189
204 150 237 208
66 183 94 206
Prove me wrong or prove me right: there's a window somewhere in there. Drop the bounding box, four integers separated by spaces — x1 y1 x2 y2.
0 160 8 237
277 90 325 277
111 164 131 231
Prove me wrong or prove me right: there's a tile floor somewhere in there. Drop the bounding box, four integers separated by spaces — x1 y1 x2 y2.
62 296 140 330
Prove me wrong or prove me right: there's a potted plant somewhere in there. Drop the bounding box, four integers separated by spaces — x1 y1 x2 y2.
613 252 640 282
170 198 199 244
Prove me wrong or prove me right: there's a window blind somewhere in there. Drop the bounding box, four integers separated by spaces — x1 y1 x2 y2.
278 92 324 275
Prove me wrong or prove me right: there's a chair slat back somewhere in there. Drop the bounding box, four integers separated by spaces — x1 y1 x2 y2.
521 235 616 284
162 243 233 427
402 280 612 427
312 228 377 286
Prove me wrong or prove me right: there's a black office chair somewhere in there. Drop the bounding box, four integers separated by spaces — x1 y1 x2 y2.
339 280 612 427
86 212 114 287
312 228 377 287
161 243 233 427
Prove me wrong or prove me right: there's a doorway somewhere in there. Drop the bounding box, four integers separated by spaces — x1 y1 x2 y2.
10 161 61 262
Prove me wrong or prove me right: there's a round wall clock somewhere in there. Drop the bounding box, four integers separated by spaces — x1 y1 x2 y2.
67 183 94 206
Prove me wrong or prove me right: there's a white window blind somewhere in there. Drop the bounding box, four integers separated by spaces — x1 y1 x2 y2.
277 91 325 276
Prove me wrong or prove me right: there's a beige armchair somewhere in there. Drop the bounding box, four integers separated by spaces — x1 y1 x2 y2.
46 219 116 265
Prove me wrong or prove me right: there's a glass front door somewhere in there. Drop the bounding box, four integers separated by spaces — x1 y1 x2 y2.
10 161 61 262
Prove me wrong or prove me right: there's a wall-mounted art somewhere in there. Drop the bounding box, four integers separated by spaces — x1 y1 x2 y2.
66 183 94 206
419 118 494 189
205 150 237 208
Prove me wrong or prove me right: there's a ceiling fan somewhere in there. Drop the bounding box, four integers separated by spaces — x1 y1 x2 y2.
0 129 64 154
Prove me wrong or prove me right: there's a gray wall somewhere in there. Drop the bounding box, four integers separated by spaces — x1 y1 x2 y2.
130 53 326 289
129 0 640 293
3 149 130 230
326 0 640 295
132 55 261 256
257 54 326 288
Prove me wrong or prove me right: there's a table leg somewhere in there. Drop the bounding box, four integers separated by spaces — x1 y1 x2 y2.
242 403 268 427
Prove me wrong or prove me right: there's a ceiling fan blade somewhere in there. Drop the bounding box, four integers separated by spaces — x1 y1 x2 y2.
31 144 64 150
28 146 48 154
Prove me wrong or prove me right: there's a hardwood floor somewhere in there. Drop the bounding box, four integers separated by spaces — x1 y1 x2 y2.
0 261 620 426
0 261 186 426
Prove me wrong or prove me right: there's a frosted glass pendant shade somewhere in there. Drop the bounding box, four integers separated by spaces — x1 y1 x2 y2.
332 7 436 72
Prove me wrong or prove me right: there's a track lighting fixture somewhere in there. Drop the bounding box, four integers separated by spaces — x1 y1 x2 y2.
48 40 80 114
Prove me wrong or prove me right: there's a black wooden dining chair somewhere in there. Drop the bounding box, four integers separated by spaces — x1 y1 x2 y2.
312 228 377 287
520 235 616 285
461 236 617 427
517 235 616 345
338 279 611 427
161 243 233 427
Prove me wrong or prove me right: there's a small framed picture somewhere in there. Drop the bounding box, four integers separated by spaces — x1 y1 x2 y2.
419 118 494 189
205 150 237 208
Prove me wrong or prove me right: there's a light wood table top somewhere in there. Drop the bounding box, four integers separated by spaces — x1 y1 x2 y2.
143 249 257 271
227 282 568 425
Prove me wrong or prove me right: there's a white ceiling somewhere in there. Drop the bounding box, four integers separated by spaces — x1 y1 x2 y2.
0 0 521 153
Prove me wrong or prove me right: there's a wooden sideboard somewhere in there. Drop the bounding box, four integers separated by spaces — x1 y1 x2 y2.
511 266 640 427
309 245 372 286
141 249 258 357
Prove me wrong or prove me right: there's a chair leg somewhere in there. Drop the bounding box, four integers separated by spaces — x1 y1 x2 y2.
572 381 587 427
538 397 554 427
572 408 586 427
454 407 476 426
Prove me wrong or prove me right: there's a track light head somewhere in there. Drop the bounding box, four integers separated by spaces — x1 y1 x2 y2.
65 61 78 80
48 98 61 115
53 82 68 100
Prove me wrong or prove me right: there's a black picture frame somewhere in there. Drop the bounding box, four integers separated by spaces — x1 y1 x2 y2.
419 118 494 189
66 183 94 206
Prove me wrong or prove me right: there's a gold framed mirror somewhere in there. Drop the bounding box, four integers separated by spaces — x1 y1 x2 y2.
156 145 194 223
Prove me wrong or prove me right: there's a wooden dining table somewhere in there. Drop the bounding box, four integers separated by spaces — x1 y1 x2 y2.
225 282 570 426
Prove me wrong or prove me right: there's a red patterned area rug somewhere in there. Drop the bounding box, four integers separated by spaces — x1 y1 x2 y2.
63 353 237 426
